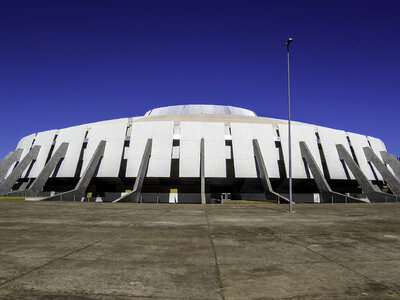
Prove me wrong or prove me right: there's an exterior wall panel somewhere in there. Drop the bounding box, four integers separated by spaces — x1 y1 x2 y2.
81 119 128 177
230 123 279 178
125 121 174 177
180 122 226 178
279 124 322 179
53 125 87 177
317 126 353 180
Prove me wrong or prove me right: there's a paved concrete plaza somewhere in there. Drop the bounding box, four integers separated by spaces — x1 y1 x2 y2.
0 199 399 299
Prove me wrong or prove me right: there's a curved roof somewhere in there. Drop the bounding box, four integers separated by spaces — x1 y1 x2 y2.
144 104 256 117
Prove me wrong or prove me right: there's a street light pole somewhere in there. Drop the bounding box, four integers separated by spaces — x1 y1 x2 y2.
284 38 293 213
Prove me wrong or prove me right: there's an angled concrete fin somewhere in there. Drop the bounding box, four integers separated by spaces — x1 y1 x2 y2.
337 144 376 194
364 147 400 195
299 141 331 193
28 143 69 192
0 149 23 181
44 140 106 201
301 141 362 202
74 140 106 194
253 139 273 192
0 146 41 194
113 139 152 203
337 144 397 202
18 181 30 191
253 139 289 203
380 151 400 179
200 138 206 204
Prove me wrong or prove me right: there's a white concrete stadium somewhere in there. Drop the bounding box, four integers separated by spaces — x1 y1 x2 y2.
0 104 399 203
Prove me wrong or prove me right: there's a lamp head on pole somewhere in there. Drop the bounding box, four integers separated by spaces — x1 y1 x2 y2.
284 38 293 47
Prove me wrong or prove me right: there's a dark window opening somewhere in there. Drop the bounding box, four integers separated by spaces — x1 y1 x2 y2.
318 143 331 180
276 141 286 179
24 160 36 178
119 159 127 178
303 158 311 179
52 158 64 178
45 144 55 165
170 159 179 178
315 132 321 143
368 162 379 181
340 160 351 180
74 142 87 178
226 158 235 179
350 146 359 166
93 157 103 177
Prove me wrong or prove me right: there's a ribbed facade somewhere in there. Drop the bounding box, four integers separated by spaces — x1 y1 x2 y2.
0 105 398 204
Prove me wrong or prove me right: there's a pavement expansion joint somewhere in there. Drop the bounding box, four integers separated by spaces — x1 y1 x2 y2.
204 209 225 300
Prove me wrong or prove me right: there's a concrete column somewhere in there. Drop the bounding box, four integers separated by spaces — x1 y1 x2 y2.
44 140 106 201
0 149 23 181
364 147 400 195
0 146 41 194
380 151 400 179
200 138 206 204
113 139 152 203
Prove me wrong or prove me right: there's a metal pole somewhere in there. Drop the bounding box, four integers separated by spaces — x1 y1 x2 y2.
285 38 293 213
200 138 206 204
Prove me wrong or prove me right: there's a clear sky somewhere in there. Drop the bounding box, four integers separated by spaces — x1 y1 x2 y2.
0 0 399 159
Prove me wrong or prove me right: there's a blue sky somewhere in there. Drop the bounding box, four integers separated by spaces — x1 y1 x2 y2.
0 0 399 158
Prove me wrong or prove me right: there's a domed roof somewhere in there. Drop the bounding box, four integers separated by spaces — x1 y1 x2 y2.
144 104 256 117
